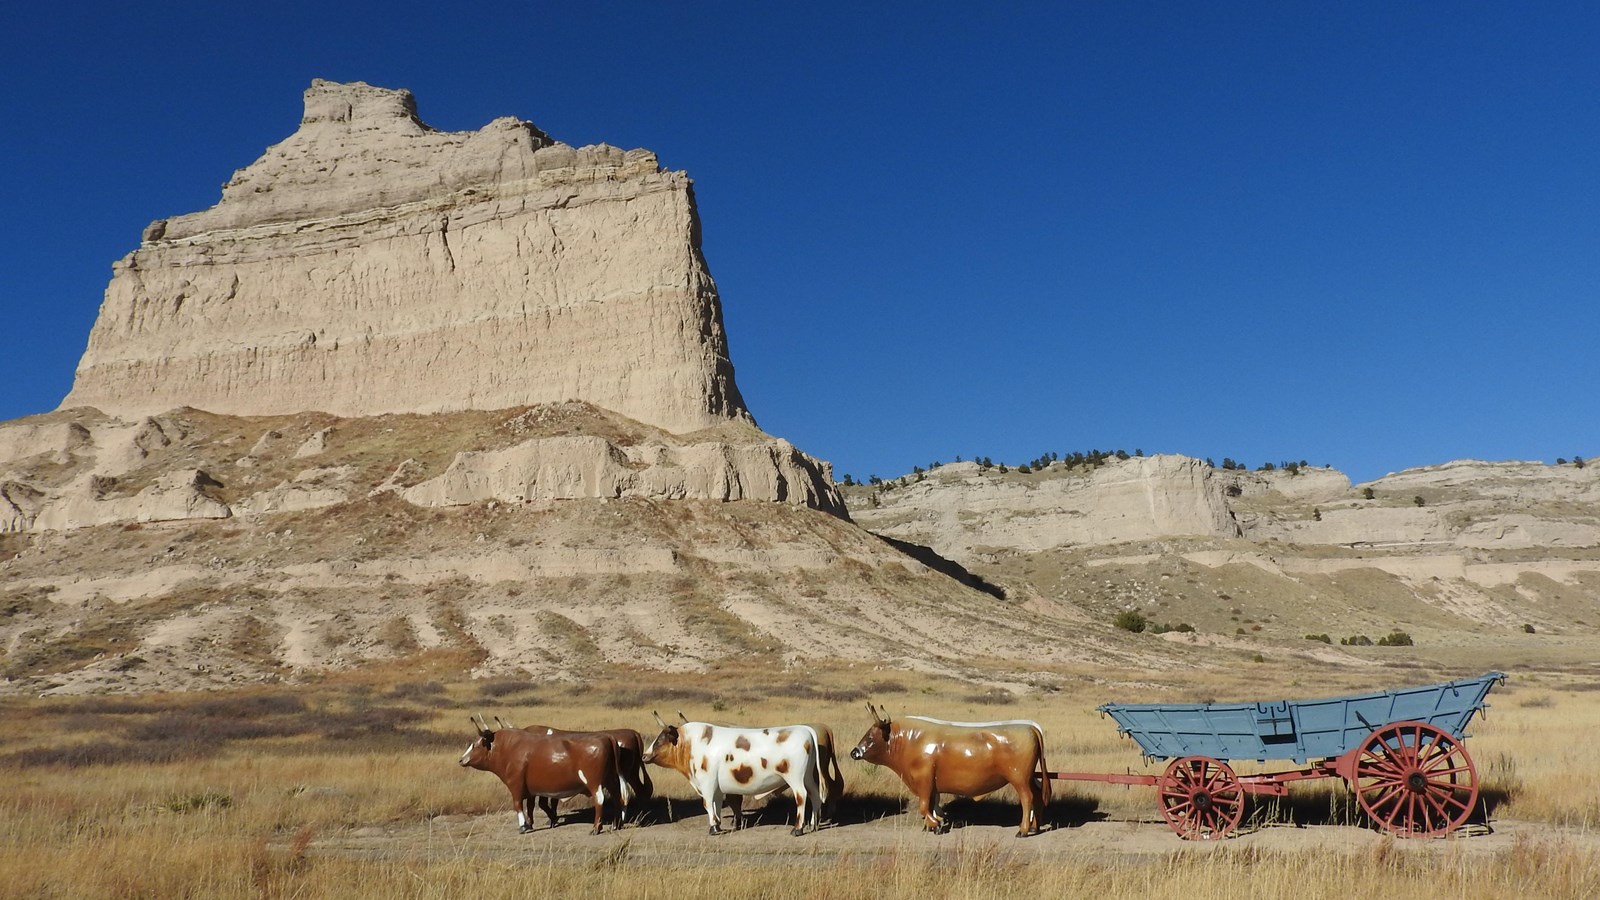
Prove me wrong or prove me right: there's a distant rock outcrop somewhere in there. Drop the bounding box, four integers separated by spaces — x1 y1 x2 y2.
848 455 1600 557
849 455 1240 559
62 79 749 434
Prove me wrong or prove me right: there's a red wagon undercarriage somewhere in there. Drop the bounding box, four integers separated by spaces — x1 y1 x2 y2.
1047 720 1481 840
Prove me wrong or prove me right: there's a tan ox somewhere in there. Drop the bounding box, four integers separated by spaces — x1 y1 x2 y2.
849 704 1050 836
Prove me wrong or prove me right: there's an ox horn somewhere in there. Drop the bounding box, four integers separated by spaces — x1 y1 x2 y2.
652 710 667 730
676 710 689 724
495 716 514 730
866 702 882 724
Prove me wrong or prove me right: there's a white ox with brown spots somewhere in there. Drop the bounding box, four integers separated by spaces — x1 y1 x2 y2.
642 714 825 836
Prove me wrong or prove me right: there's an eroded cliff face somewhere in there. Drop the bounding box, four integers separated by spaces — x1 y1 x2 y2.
62 80 749 434
847 455 1240 560
0 403 844 534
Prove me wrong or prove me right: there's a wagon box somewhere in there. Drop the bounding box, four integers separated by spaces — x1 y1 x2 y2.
1097 671 1505 765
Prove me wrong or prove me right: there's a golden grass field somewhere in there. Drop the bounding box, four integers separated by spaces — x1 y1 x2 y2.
1 659 1597 899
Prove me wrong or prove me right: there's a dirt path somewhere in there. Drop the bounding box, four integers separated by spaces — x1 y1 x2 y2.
311 802 1597 869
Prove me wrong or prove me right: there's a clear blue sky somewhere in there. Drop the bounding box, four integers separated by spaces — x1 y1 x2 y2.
3 2 1596 484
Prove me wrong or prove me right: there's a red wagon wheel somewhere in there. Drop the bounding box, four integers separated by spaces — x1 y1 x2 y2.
1352 721 1479 837
1158 756 1244 840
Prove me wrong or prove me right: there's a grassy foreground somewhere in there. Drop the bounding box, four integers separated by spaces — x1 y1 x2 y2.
1 661 1596 899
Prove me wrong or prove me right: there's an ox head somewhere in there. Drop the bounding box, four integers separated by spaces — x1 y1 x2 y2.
851 703 893 763
640 710 681 767
458 714 496 769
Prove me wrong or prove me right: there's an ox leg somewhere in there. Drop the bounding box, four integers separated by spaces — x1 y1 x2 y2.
725 795 745 830
590 784 608 835
916 789 944 833
537 796 559 829
1015 778 1036 838
790 786 810 837
516 795 534 834
702 782 726 836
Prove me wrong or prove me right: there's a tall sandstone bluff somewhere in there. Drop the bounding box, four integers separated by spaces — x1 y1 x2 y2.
13 80 847 529
64 80 748 433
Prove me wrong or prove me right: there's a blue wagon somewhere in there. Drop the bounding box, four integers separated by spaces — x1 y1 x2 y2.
1049 672 1505 840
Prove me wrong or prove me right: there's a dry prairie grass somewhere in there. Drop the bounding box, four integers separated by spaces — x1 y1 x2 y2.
0 663 1595 899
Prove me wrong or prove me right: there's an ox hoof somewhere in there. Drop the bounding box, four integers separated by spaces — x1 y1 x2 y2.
790 827 806 837
518 825 533 835
708 825 724 836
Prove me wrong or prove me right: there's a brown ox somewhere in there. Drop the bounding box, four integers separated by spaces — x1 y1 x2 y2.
502 719 654 824
458 715 622 834
722 721 846 826
850 704 1050 836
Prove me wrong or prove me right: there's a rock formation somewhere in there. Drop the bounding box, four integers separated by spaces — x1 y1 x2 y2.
851 455 1600 559
62 79 749 434
0 403 843 534
848 455 1240 560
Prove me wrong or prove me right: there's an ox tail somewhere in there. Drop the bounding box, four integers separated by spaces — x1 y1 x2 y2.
816 725 844 819
608 739 627 829
803 725 825 831
1033 723 1052 810
634 733 655 802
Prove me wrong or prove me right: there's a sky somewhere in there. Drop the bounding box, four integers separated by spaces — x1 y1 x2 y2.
2 2 1597 485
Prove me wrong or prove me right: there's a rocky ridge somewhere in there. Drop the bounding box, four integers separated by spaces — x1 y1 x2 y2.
62 80 749 434
845 454 1600 653
0 403 843 535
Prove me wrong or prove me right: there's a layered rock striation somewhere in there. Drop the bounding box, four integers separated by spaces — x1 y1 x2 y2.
62 80 749 434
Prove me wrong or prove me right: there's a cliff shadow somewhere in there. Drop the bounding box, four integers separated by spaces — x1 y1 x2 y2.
874 534 1006 599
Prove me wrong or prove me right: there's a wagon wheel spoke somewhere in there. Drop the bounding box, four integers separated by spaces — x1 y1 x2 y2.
1353 722 1479 838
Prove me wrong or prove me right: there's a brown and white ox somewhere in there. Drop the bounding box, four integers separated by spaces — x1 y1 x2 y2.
719 721 846 826
498 719 655 823
458 715 623 834
642 714 826 836
850 704 1051 836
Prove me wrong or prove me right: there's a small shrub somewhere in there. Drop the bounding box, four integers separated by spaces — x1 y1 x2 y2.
477 679 535 699
1522 623 1536 634
1112 611 1147 633
963 688 1015 705
163 792 234 814
1304 633 1332 644
1413 495 1425 507
1362 487 1376 500
1341 635 1374 646
1376 631 1414 647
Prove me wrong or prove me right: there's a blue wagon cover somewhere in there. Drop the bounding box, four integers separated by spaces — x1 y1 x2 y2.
1098 672 1505 764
